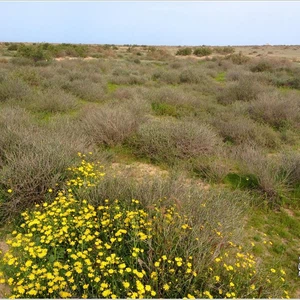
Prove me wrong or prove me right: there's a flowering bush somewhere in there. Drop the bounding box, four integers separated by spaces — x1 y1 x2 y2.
0 154 289 298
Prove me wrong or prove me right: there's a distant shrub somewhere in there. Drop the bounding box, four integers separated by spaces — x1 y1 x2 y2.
109 68 146 85
175 47 192 56
250 57 292 73
47 43 89 58
214 46 235 55
130 119 221 164
250 60 273 72
193 47 212 57
7 43 18 51
227 52 250 65
146 48 172 61
10 57 36 66
17 44 51 62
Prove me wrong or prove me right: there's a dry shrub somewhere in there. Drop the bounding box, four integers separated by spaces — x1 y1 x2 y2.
192 152 232 183
152 69 180 85
130 118 221 164
80 100 147 147
179 68 210 84
0 107 90 220
211 112 279 148
64 79 107 102
111 87 136 100
232 144 288 201
109 74 146 85
0 76 31 102
75 168 250 278
226 53 250 65
250 57 292 73
226 67 250 81
28 88 79 113
11 67 42 87
217 77 265 104
147 86 198 107
279 151 300 187
248 91 300 129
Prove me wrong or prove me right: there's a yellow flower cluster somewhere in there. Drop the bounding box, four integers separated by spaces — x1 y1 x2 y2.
202 238 289 299
66 152 105 188
0 157 200 298
0 155 290 299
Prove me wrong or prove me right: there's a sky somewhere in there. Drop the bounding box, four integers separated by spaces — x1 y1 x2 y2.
0 1 299 46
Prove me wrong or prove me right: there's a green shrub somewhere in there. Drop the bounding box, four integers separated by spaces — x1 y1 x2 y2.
7 44 18 51
214 46 235 55
176 47 192 56
151 102 178 117
193 47 212 57
17 44 51 62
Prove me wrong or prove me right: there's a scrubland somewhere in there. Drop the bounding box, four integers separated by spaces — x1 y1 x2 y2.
0 42 300 298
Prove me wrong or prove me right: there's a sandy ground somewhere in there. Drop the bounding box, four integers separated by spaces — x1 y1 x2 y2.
0 242 10 298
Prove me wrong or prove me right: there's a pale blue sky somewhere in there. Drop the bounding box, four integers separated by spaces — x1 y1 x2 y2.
0 1 299 46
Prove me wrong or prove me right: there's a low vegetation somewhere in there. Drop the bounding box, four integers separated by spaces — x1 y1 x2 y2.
0 42 299 298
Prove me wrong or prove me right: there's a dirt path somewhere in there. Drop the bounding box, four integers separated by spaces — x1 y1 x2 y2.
0 241 10 298
110 161 210 190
